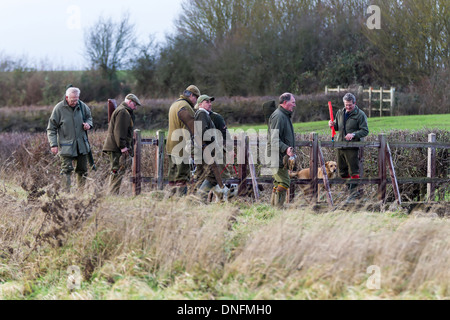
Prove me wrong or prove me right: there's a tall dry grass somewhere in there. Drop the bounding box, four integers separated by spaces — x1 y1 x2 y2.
0 186 449 299
0 130 449 299
226 210 450 298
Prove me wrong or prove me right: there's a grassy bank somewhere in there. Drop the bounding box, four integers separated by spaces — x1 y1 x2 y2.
0 186 448 300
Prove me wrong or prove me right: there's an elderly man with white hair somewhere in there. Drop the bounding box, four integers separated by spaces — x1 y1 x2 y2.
47 87 93 192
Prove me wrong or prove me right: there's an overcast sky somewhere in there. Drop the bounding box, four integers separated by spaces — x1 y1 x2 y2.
0 0 184 70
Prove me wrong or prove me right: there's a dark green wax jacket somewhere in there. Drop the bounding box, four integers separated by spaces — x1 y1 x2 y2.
47 99 93 157
267 106 295 168
102 102 135 155
333 105 369 148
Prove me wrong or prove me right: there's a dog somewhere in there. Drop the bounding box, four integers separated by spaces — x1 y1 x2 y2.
289 161 337 198
210 183 239 203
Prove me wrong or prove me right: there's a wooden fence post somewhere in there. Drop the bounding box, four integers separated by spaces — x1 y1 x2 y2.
378 134 387 202
287 140 295 203
246 135 260 200
132 129 142 196
310 133 319 202
427 133 436 202
318 145 333 207
287 178 295 203
238 131 248 196
156 130 165 190
386 143 401 205
358 145 365 196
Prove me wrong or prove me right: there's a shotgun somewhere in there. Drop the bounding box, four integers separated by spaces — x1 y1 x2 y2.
79 101 96 171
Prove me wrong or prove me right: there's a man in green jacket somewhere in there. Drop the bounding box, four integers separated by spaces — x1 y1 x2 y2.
329 92 369 201
103 93 141 195
267 92 296 208
47 87 93 192
209 109 235 181
166 85 200 196
192 94 233 201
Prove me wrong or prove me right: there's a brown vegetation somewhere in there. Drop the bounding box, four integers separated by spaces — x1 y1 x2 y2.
0 127 448 299
0 180 448 299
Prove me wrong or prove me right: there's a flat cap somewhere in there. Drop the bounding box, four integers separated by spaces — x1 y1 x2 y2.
185 85 201 97
125 93 142 106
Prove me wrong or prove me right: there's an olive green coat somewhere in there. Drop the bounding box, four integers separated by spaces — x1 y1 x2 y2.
167 96 195 156
267 106 295 168
47 99 93 157
333 105 369 148
102 102 135 155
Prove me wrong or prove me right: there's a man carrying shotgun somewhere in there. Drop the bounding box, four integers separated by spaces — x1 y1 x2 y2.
328 93 369 202
47 87 93 192
103 93 142 195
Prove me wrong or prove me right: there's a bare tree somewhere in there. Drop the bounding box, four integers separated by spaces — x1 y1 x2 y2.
84 14 136 79
131 36 160 96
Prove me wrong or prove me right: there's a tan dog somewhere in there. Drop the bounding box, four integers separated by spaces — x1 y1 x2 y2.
289 161 337 197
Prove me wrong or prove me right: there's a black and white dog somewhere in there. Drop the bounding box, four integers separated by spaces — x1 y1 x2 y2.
210 183 239 203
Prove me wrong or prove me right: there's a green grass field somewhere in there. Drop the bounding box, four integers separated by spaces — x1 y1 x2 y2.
141 114 449 137
230 114 450 134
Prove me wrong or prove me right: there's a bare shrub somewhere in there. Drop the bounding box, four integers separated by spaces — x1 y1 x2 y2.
395 68 450 115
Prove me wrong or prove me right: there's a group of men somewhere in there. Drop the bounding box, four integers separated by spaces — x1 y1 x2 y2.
47 85 368 205
166 85 234 201
267 91 369 207
46 84 234 200
47 86 141 194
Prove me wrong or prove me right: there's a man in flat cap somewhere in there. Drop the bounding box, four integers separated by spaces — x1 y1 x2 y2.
193 95 234 201
103 93 141 194
166 85 200 197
